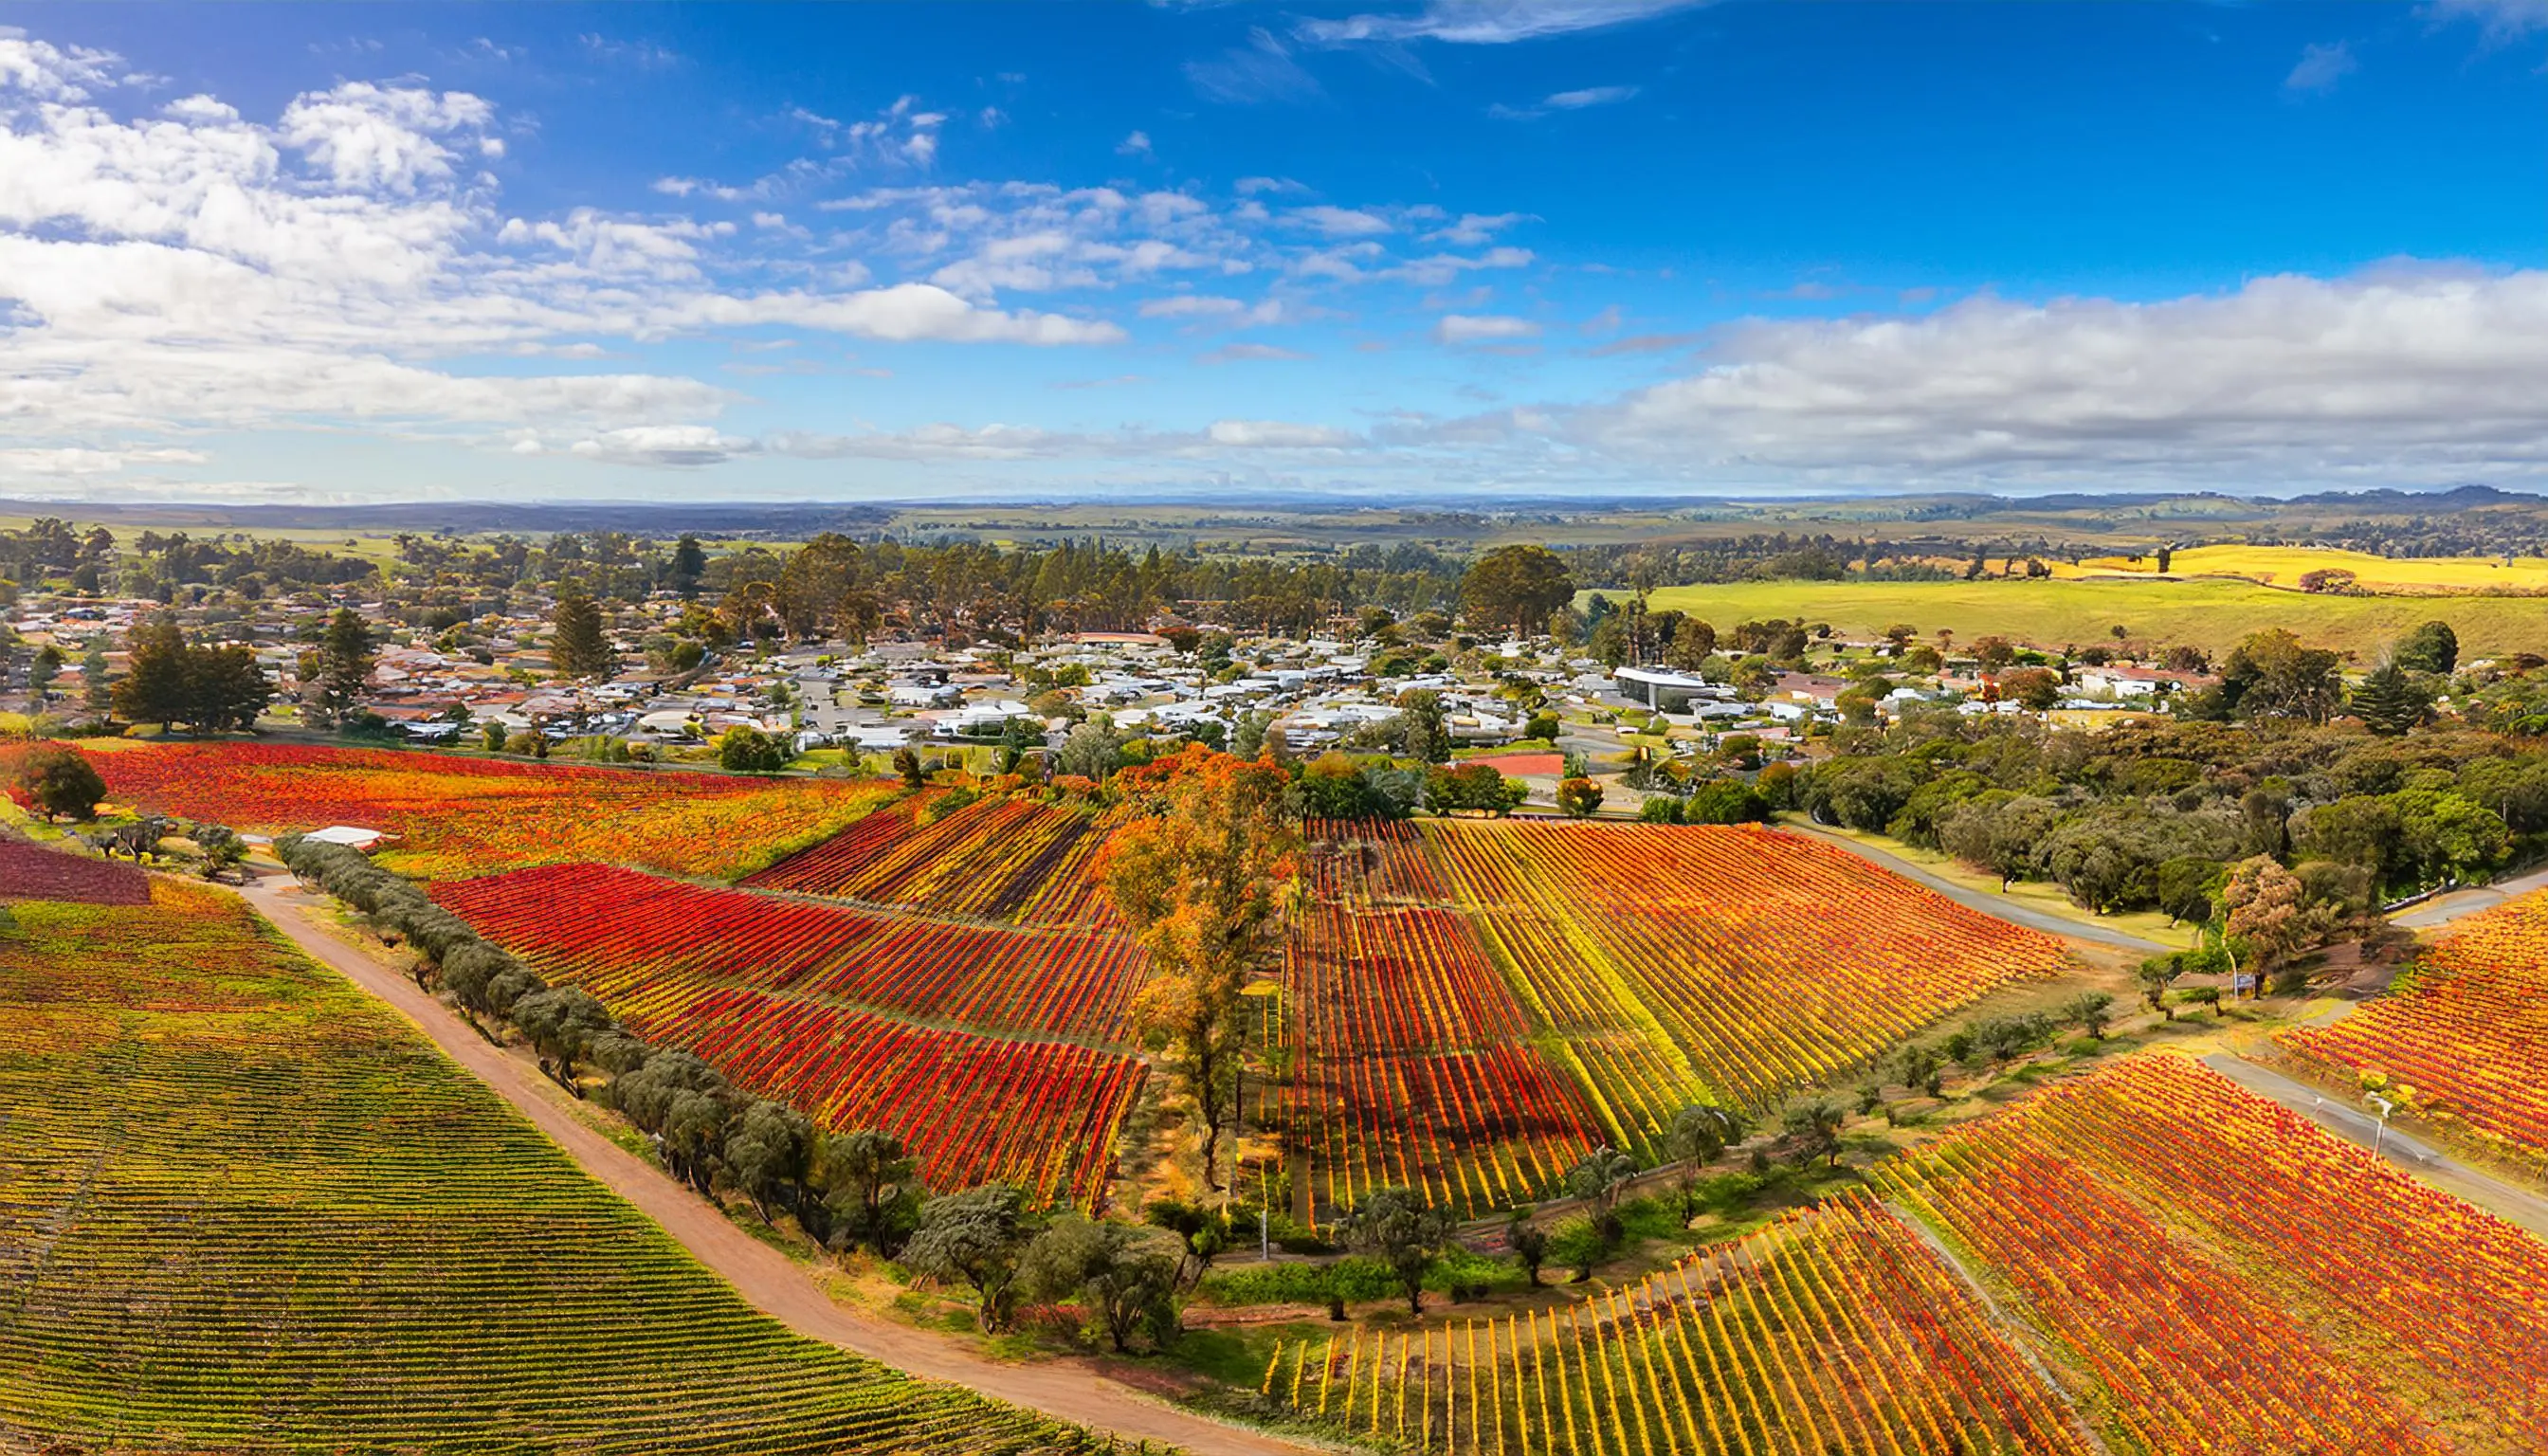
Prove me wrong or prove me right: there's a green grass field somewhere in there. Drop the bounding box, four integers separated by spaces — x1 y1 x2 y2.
1627 574 2548 660
0 881 1102 1454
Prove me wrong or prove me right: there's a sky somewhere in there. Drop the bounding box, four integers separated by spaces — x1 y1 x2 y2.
0 0 2543 507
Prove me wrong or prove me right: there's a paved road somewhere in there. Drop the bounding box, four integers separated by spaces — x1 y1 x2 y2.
2200 1053 2548 1241
2391 864 2548 930
236 874 1321 1456
1782 821 2172 954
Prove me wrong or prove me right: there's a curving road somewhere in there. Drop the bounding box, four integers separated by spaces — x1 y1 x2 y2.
235 874 1323 1456
2199 1053 2548 1241
2389 864 2548 931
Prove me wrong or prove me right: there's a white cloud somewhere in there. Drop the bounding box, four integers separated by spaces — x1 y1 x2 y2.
1186 28 1322 105
2427 0 2548 39
0 445 207 476
0 34 1123 465
2284 42 2357 95
567 425 755 467
1429 211 1527 246
1435 313 1541 344
1299 1 1708 46
767 416 1359 460
1200 341 1311 363
280 82 495 194
1585 267 2548 482
1206 419 1353 447
1141 294 1246 318
1548 85 1638 109
1234 175 1306 195
1118 129 1153 156
1290 205 1392 238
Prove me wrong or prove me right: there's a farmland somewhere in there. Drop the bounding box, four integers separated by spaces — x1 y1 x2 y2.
1426 821 2075 1128
75 739 903 879
1268 1054 2548 1454
438 863 1146 1207
2283 886 2548 1162
0 834 149 903
743 791 1123 929
0 880 1106 1453
1630 574 2548 659
2068 542 2548 594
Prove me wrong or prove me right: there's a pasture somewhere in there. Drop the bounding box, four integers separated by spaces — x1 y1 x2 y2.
1629 574 2548 659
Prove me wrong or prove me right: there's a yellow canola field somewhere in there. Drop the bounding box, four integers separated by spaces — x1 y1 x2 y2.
2065 544 2548 595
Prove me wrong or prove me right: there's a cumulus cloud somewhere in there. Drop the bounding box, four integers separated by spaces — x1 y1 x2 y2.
1300 0 1709 46
0 32 1120 481
1117 130 1153 156
1583 268 2548 483
1435 313 1541 344
2427 0 2548 40
566 425 756 467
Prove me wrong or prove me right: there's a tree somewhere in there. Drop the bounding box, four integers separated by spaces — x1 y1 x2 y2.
511 987 611 1092
80 642 112 714
1337 1186 1455 1315
184 646 270 732
1460 545 1574 636
27 643 61 697
1556 776 1605 818
1505 1206 1549 1286
2221 855 2307 991
13 744 105 822
551 587 615 679
307 608 375 732
817 1129 924 1255
1143 1197 1232 1287
904 1183 1041 1332
1665 616 1716 670
718 724 792 774
1997 666 2063 713
1021 1216 1182 1353
2393 619 2458 676
893 744 928 789
1427 763 1526 815
2136 954 2186 1021
1972 636 2016 672
1565 1145 1639 1258
2349 662 2432 737
723 1100 817 1225
1781 1099 1846 1167
112 617 191 729
2216 628 2344 725
1102 749 1300 1192
2066 991 2116 1040
1054 719 1125 781
1662 1104 1743 1226
671 534 709 598
1395 689 1453 764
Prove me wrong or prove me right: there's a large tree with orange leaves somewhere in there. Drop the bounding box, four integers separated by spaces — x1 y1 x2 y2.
1102 746 1301 1193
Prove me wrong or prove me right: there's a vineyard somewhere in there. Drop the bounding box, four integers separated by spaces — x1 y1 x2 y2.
2282 888 2548 1158
1425 821 2074 1124
0 881 1105 1453
77 740 902 879
1285 899 1601 1222
438 863 1145 1206
1269 1053 2548 1454
1264 1191 2092 1455
0 835 150 904
743 792 1123 928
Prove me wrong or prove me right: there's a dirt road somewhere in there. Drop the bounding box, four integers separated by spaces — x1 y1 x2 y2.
236 874 1323 1456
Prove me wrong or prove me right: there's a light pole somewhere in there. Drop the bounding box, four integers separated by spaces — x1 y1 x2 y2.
2364 1094 2394 1158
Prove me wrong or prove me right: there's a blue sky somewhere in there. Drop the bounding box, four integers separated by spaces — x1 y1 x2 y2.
0 0 2542 504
